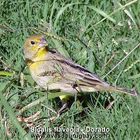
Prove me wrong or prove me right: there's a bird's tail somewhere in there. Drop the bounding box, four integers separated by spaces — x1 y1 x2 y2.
96 85 138 96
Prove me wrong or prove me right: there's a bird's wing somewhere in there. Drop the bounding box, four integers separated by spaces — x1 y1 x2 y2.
46 50 110 89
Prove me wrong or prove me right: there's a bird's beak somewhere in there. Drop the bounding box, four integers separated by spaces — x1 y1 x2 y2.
39 37 48 47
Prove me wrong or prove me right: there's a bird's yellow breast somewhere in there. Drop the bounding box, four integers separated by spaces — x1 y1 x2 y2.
28 48 47 74
29 61 43 72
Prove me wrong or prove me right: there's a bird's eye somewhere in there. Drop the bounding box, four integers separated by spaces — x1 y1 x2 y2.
31 41 35 45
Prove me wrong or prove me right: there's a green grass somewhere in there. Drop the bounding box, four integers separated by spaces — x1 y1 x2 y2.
0 0 140 139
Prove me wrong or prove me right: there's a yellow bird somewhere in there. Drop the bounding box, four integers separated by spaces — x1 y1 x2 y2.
23 35 138 115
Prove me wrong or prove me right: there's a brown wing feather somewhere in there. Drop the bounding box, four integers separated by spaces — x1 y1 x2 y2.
47 50 109 88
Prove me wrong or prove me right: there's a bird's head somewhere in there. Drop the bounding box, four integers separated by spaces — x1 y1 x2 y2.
23 35 48 60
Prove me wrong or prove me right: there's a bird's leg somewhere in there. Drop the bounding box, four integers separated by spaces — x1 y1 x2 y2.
57 102 68 116
49 81 82 122
48 102 68 122
48 95 70 122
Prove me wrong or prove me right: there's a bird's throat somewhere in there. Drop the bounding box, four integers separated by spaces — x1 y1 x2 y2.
33 47 48 62
26 47 47 67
